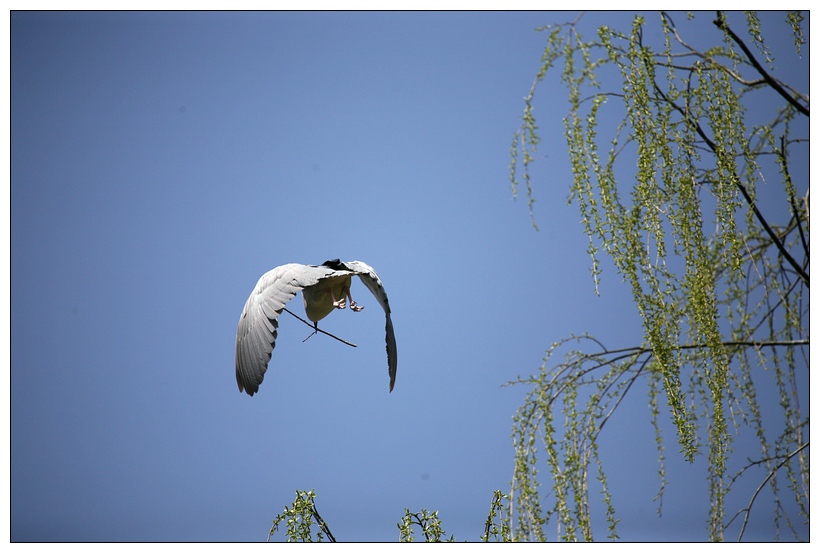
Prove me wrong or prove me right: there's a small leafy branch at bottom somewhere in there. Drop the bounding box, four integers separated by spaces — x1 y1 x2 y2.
267 489 335 543
267 489 512 542
482 490 512 542
398 508 453 542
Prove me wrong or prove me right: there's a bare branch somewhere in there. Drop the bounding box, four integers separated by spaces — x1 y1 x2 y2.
310 504 336 543
730 442 810 541
713 13 809 117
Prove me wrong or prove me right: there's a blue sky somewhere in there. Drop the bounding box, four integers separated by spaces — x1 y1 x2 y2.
10 11 809 542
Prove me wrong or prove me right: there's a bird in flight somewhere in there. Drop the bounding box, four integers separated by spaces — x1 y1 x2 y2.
235 259 397 396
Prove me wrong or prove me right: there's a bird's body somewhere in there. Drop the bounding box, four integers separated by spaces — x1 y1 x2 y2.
235 259 397 396
301 273 355 322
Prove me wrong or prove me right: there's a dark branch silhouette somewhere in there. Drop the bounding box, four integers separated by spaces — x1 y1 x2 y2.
283 307 357 348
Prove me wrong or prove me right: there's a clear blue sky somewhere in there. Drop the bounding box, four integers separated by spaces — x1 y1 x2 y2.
11 11 809 542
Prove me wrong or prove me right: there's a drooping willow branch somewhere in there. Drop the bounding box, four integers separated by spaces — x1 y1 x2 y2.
509 11 808 542
778 135 810 263
648 79 810 288
633 15 810 288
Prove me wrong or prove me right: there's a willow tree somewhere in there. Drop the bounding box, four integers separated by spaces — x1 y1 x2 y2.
508 11 808 541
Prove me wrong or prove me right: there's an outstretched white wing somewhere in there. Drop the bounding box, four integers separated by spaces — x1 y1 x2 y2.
342 260 398 393
235 263 340 396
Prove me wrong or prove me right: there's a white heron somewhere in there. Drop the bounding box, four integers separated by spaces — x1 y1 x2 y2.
235 259 397 396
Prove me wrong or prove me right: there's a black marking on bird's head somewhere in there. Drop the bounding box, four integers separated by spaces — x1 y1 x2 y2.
321 259 346 270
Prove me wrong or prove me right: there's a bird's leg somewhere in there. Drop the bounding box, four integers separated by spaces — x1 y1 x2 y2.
329 288 346 310
348 290 364 312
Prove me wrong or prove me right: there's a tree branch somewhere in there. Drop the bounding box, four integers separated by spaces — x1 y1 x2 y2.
595 339 809 357
310 504 336 542
713 13 809 117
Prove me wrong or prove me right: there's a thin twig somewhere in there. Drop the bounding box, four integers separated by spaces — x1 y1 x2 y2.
594 339 809 358
661 11 765 88
733 442 810 541
779 136 810 262
282 307 357 348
